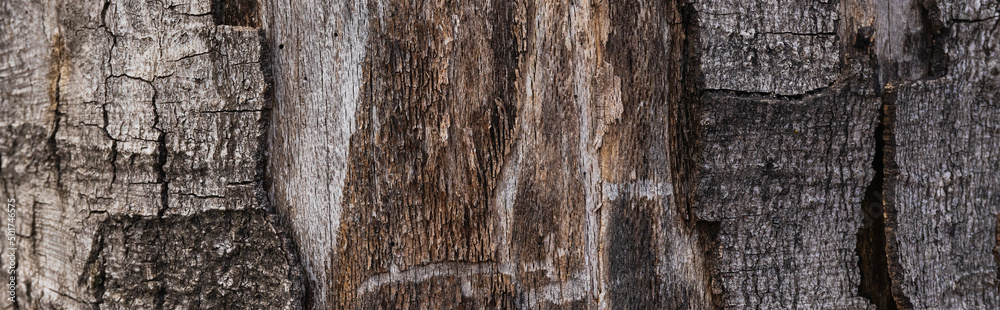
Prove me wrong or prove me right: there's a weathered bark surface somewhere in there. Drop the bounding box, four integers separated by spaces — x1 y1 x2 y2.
1 0 302 308
262 0 717 308
879 0 1000 308
2 0 998 309
692 1 881 308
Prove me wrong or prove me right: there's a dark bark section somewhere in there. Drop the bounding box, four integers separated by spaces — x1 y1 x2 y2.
602 1 670 307
82 210 303 309
696 87 878 309
212 0 262 28
606 195 659 307
878 1 1000 306
691 0 888 307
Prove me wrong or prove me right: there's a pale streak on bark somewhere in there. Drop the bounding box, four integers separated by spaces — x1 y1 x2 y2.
262 1 368 307
355 261 516 297
568 1 620 307
493 127 521 269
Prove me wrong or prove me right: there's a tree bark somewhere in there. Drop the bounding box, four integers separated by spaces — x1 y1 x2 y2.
1 0 302 308
1 0 997 309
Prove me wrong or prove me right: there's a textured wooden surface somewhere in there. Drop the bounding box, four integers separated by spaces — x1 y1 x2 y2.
2 0 999 309
1 0 302 308
881 1 1000 308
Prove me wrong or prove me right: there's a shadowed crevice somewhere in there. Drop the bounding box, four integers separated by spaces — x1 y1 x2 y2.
695 219 722 309
994 216 1000 281
856 102 896 310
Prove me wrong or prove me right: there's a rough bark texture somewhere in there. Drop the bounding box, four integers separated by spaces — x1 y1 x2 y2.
879 1 1000 308
2 0 999 309
1 0 303 308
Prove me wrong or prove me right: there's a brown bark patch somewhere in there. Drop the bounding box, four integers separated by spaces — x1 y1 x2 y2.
333 1 521 306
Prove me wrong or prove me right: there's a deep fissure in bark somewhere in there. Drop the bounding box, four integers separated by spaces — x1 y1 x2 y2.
667 0 702 224
152 87 169 218
48 33 65 190
994 216 1000 281
694 219 722 308
856 101 896 310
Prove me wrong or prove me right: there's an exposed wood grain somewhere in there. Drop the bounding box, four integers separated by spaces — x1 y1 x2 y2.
260 0 368 306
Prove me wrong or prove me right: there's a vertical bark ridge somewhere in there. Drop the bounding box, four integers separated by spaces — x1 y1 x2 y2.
261 1 370 307
878 83 914 309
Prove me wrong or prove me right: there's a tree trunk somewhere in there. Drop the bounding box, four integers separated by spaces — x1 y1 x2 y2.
1 0 997 309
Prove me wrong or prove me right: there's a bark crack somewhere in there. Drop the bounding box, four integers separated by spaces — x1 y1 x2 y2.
80 222 107 310
100 102 119 188
150 81 168 218
48 33 66 189
855 99 895 310
702 84 833 101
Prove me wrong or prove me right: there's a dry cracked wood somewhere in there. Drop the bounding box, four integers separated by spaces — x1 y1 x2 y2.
2 0 999 309
1 0 302 308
